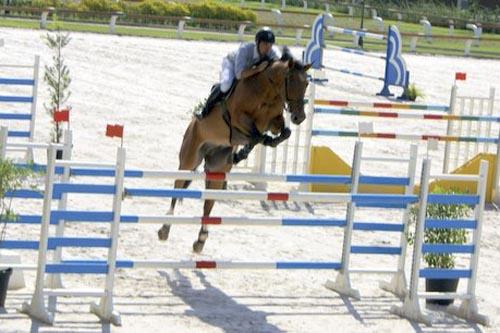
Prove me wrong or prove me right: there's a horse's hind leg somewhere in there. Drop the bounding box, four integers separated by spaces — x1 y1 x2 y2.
193 148 233 253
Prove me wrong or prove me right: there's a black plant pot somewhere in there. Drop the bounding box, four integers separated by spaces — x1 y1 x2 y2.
425 278 459 306
56 149 64 160
0 268 12 308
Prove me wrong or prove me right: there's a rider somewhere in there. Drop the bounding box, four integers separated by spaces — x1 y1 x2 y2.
197 27 280 119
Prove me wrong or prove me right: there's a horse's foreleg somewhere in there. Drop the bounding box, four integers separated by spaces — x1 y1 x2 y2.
158 178 192 241
193 161 233 254
262 127 291 147
159 121 204 242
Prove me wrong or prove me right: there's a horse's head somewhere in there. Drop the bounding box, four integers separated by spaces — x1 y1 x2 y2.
272 47 311 125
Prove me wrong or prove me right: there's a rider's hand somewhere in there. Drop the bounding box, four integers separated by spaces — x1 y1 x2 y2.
256 61 269 72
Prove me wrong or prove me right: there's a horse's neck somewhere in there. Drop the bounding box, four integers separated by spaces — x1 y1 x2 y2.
227 73 284 134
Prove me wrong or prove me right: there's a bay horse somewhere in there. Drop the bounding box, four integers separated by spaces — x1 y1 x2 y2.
158 48 311 253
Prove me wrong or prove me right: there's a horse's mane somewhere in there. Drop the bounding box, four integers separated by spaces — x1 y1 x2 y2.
280 46 307 70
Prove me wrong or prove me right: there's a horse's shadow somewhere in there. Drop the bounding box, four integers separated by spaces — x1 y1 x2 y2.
160 269 284 333
226 183 315 214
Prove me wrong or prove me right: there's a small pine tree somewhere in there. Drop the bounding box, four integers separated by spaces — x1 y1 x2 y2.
43 26 71 143
0 160 37 244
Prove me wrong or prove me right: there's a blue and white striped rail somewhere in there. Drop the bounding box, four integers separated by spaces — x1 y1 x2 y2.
323 65 384 82
57 260 343 270
327 45 386 60
326 26 386 40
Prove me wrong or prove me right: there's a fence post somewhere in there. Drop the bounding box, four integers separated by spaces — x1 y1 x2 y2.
448 20 454 35
109 12 123 34
464 39 472 56
272 9 284 35
40 7 54 30
466 23 481 46
295 28 303 46
409 36 418 53
177 17 191 39
237 22 249 42
420 18 432 42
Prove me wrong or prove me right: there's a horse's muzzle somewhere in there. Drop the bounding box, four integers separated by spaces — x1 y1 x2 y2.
291 112 306 125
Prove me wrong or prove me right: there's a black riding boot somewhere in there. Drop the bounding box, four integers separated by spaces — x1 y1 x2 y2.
197 84 224 119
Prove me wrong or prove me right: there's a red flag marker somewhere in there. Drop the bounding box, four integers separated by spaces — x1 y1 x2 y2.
106 124 124 138
53 109 70 123
455 72 467 81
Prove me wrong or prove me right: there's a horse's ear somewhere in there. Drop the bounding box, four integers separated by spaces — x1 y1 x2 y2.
304 63 312 71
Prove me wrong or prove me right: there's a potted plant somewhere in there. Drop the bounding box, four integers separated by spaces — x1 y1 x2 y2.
409 186 471 306
43 22 72 158
0 159 36 308
404 83 425 102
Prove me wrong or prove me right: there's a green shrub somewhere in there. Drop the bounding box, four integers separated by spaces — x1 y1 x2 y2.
127 0 189 17
78 0 123 13
0 159 38 242
187 1 256 22
408 186 472 269
30 0 63 9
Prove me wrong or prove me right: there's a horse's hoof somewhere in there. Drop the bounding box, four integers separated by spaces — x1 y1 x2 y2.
192 240 205 254
158 225 171 241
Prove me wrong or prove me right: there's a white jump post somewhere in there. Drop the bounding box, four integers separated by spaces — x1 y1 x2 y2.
90 147 126 325
0 126 7 159
27 55 40 162
449 20 454 35
20 146 57 324
325 141 362 299
281 0 286 9
45 130 73 291
303 0 307 10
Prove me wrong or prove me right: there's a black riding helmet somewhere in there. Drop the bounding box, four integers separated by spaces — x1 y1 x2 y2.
255 27 275 45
